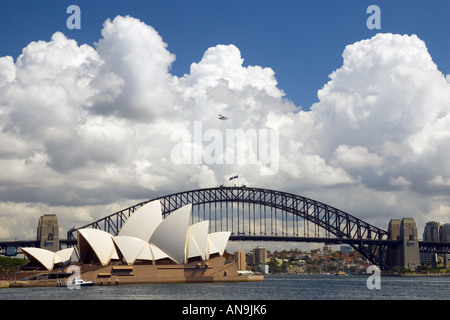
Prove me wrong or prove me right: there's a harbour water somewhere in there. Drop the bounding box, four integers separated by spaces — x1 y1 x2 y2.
1 273 450 300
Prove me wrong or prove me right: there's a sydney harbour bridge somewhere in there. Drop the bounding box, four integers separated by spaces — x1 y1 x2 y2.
2 186 450 270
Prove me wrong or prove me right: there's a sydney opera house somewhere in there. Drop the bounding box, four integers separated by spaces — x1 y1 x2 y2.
18 201 260 285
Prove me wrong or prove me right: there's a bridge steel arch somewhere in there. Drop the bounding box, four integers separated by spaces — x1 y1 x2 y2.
68 187 392 269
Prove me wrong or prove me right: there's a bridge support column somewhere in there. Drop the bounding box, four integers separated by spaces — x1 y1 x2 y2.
388 218 420 270
37 214 60 252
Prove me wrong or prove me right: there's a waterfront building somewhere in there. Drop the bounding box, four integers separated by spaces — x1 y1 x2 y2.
253 246 267 265
21 201 231 270
9 201 264 286
257 264 269 274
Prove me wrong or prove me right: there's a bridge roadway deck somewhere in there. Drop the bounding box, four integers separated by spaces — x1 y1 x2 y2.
2 238 450 254
1 237 399 248
229 235 400 246
0 237 399 251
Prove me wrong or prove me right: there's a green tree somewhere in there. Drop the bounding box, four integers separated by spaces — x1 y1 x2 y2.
267 257 281 273
0 256 26 273
281 260 290 273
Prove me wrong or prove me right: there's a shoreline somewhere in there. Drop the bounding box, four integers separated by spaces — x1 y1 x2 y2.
0 256 264 288
1 275 264 288
385 273 450 277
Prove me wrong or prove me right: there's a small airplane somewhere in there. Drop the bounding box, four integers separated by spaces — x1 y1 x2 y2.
218 114 228 120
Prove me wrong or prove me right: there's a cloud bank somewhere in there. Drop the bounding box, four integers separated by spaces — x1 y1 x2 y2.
0 16 449 240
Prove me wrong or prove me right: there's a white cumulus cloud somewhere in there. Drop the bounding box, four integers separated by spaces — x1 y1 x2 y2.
0 16 449 240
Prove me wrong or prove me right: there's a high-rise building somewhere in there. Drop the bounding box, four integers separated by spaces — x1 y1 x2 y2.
36 214 59 252
423 221 441 242
421 221 450 266
441 224 450 242
421 221 440 265
253 246 267 265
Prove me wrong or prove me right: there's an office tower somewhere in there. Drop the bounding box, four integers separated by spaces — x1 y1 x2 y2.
441 224 450 242
423 221 441 242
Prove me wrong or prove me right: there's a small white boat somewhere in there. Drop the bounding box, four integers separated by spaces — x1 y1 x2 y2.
72 277 95 286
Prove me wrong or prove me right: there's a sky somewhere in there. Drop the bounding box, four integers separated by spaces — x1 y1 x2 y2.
0 0 449 252
1 0 448 108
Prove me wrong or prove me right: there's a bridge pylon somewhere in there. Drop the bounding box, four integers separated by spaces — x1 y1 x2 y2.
388 218 420 270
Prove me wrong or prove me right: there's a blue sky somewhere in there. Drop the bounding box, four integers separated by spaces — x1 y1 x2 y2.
0 0 448 109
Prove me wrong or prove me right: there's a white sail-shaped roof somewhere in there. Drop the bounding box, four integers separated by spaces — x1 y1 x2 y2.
54 247 74 264
112 236 148 265
149 243 171 261
150 203 192 264
78 229 117 266
118 200 163 242
206 231 231 259
186 221 209 260
135 242 153 261
20 247 55 271
134 242 171 262
74 202 231 267
21 247 74 271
